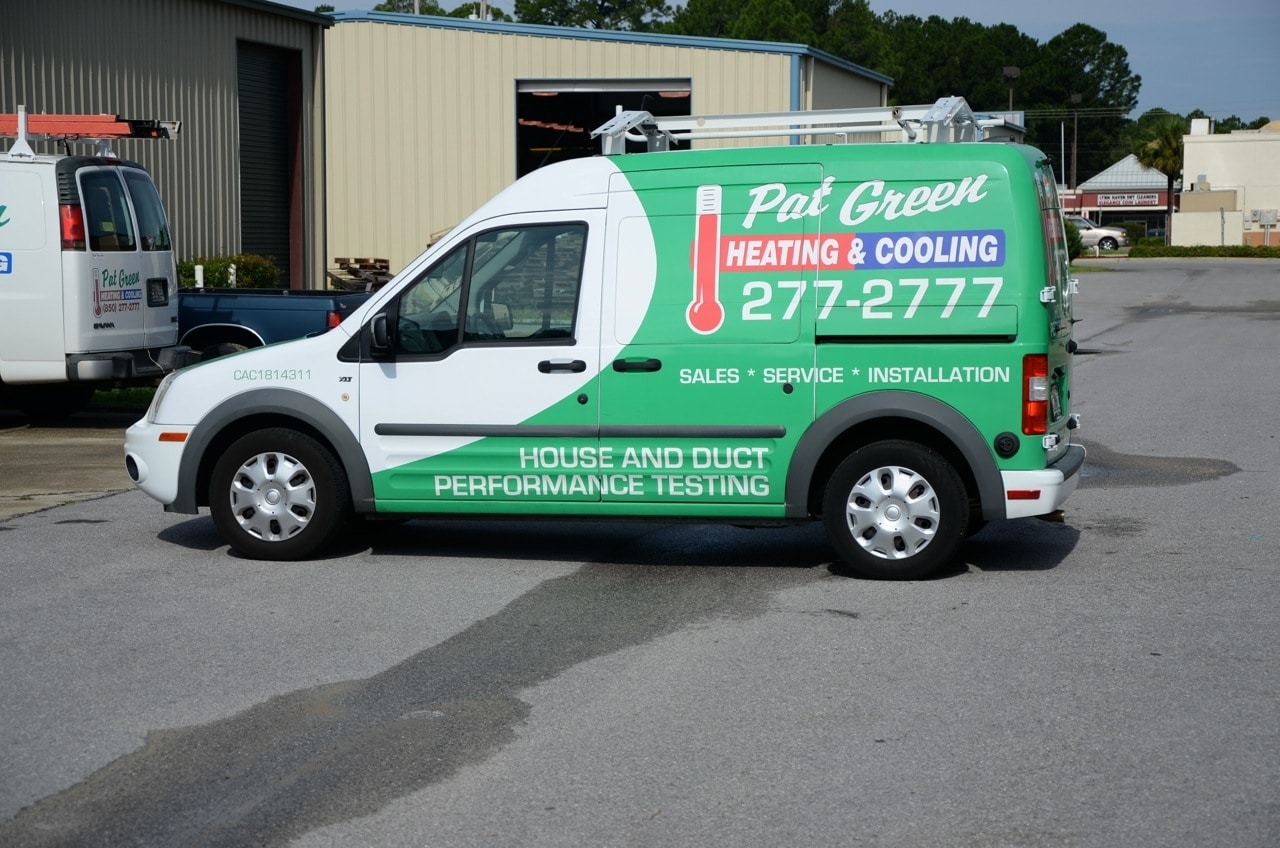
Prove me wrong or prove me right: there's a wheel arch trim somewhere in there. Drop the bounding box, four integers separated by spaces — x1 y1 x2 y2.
167 388 373 514
179 324 266 350
784 391 1005 520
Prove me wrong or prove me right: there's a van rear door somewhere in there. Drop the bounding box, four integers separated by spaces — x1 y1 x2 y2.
61 163 177 355
1035 160 1076 462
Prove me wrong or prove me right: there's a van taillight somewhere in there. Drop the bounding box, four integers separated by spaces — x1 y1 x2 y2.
327 311 343 330
60 204 86 250
1023 354 1048 435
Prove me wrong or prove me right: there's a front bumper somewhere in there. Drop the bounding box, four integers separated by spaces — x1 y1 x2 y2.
124 420 194 508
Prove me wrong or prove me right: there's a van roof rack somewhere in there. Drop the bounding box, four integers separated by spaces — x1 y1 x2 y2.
592 96 1004 154
2 104 181 160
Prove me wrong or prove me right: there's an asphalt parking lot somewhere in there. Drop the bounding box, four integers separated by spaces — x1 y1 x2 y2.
2 258 1278 847
0 407 139 521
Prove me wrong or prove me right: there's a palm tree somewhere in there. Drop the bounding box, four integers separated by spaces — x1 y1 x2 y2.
1134 116 1187 243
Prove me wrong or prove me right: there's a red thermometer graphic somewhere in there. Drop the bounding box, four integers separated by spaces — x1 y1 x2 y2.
93 268 102 317
687 185 725 334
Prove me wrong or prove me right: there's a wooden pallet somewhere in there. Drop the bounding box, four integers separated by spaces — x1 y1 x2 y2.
327 257 393 291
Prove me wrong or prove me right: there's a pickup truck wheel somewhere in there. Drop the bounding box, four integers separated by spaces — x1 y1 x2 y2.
209 428 350 560
202 342 249 361
822 440 966 580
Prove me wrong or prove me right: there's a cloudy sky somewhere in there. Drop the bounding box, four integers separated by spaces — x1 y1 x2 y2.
278 0 1280 122
863 0 1279 121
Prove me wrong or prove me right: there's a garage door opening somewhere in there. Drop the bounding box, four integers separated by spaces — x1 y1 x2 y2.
516 80 691 177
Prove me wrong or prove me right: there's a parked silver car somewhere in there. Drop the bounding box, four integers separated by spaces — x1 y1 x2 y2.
1066 216 1128 251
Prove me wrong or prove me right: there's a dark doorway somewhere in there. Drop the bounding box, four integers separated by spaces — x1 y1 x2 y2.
237 42 302 288
516 83 691 177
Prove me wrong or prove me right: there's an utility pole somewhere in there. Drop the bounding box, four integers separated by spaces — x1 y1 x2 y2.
1070 93 1082 190
1003 66 1020 112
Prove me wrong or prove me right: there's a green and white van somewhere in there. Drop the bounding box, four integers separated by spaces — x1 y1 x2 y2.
125 99 1084 579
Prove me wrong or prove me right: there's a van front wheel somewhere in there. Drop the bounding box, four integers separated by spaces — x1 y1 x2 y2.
208 428 350 560
823 441 966 580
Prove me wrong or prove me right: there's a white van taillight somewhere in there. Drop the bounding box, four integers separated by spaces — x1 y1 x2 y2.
1022 354 1048 435
60 204 86 250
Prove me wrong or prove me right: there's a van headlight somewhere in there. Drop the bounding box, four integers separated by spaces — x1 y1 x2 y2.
146 372 178 424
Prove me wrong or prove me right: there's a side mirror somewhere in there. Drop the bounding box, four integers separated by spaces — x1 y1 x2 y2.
490 301 515 331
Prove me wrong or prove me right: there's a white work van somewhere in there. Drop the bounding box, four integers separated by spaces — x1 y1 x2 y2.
0 107 187 417
126 98 1084 580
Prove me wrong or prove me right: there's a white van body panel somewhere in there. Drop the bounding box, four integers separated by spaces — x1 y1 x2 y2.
0 162 68 382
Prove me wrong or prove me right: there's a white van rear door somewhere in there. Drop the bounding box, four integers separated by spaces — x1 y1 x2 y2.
64 166 177 354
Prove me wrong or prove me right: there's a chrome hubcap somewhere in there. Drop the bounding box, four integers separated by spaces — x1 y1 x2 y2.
227 451 316 542
844 464 940 560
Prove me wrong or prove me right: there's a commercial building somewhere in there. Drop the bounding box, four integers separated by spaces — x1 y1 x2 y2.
2 0 332 289
1177 119 1280 247
323 12 892 272
4 1 891 283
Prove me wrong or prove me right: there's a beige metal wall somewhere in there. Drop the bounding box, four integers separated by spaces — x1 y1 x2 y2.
2 0 327 287
326 21 814 274
807 58 887 111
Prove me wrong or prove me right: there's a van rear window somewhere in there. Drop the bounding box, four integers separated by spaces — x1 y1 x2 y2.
123 170 172 252
80 170 136 252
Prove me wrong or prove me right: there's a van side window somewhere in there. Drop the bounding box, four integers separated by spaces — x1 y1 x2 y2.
394 243 466 356
80 171 136 252
393 222 587 356
466 223 586 343
122 170 173 252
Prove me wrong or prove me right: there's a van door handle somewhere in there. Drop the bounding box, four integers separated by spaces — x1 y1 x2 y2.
612 358 662 373
538 359 586 373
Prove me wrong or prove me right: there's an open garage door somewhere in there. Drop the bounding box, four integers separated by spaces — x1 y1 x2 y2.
516 79 690 177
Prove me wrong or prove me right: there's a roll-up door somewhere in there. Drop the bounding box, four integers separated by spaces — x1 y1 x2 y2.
237 42 300 287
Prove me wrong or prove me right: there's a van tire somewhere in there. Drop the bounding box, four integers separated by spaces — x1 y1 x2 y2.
823 440 966 580
208 428 351 560
202 342 249 361
8 384 96 419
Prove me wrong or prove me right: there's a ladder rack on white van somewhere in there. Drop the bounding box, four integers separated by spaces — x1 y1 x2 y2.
592 96 1003 154
1 104 181 160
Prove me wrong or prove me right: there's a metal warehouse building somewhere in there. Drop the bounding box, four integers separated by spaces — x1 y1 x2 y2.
2 0 331 289
4 0 891 286
324 12 892 273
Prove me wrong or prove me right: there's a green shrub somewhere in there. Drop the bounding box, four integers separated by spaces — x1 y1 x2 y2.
1127 244 1280 259
1064 218 1083 262
177 254 282 288
1119 221 1147 243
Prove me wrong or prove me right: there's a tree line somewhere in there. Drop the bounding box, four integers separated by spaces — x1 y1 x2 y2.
323 0 1271 187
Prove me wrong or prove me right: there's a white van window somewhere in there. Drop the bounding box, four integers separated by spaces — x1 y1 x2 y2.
81 171 137 252
122 170 172 252
394 222 586 356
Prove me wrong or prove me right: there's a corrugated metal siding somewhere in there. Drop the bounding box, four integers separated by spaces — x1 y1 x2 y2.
810 59 886 111
2 0 326 287
325 22 799 273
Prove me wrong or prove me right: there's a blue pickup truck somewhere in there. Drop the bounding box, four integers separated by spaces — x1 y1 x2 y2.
178 288 373 360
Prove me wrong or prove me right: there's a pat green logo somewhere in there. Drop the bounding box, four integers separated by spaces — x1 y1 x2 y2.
0 204 10 227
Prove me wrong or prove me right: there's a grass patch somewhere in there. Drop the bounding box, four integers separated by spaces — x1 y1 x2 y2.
91 387 156 412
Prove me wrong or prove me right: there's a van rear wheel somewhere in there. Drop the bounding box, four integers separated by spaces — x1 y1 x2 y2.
823 440 966 580
7 384 96 419
208 428 350 560
202 342 249 361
